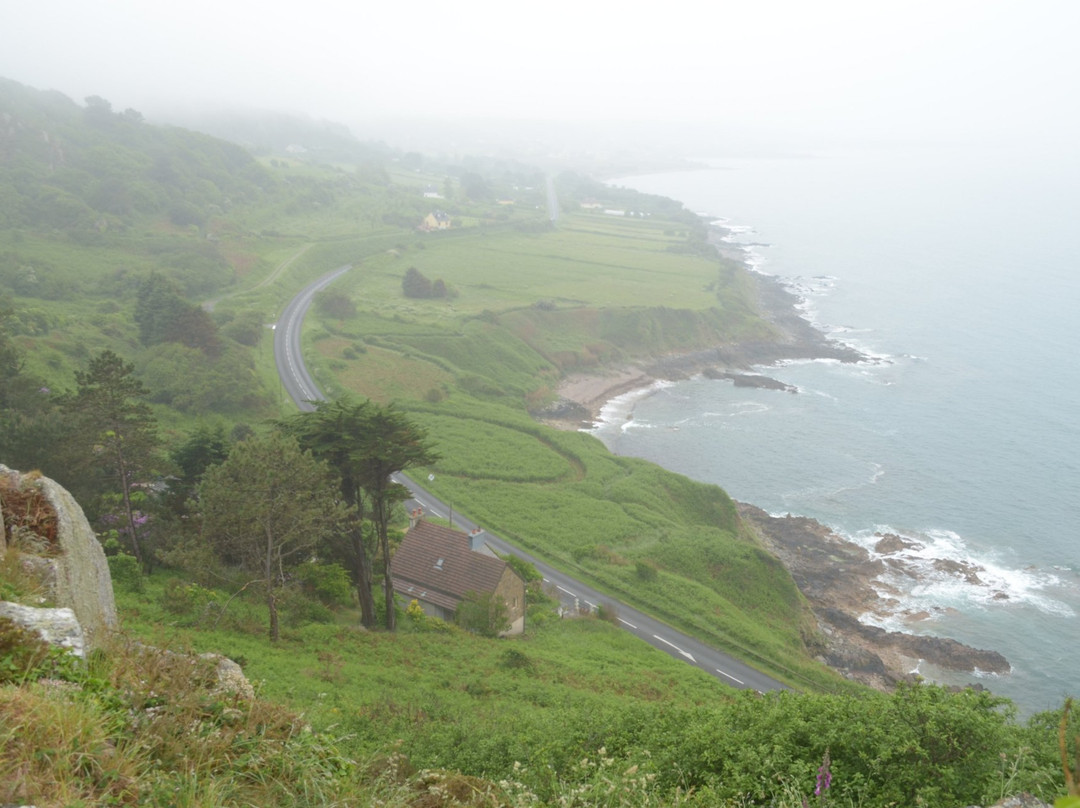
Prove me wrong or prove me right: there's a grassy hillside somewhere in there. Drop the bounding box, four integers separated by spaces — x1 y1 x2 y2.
1 568 1073 807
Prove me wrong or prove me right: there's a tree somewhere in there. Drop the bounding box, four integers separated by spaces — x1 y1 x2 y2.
164 304 221 357
460 172 491 202
135 272 186 347
280 398 380 628
199 431 340 641
402 266 433 299
352 403 439 631
136 272 221 355
61 350 159 569
282 398 438 631
315 289 356 320
171 424 230 488
0 306 64 476
402 267 451 300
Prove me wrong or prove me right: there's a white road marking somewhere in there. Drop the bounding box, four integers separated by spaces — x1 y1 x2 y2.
716 668 744 685
618 618 638 629
652 634 696 663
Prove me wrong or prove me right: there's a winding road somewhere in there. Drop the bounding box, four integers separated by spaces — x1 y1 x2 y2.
273 266 790 695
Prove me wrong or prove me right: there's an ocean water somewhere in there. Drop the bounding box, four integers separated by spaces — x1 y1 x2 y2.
594 146 1080 715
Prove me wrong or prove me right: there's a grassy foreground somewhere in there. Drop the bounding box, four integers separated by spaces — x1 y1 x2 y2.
3 567 1077 807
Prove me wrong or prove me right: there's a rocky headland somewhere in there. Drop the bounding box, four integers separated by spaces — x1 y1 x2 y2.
737 503 1010 690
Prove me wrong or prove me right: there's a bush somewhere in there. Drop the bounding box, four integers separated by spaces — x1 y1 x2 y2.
160 578 219 618
107 552 144 593
295 562 353 607
455 590 510 637
280 588 334 627
315 290 356 319
595 603 619 624
635 559 658 582
505 554 543 585
500 648 534 672
0 616 52 684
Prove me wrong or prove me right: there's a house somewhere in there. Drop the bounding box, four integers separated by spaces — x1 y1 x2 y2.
420 210 451 231
391 520 525 635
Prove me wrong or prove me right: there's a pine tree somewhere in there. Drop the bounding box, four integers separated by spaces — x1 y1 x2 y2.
62 350 159 568
282 398 438 631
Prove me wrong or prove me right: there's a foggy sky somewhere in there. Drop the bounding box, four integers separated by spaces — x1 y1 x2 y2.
2 0 1078 152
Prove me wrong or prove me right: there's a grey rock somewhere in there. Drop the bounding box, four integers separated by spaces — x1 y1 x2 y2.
201 653 255 699
1 465 117 649
0 601 85 658
965 794 1053 808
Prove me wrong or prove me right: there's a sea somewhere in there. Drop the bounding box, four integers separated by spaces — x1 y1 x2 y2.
595 144 1080 716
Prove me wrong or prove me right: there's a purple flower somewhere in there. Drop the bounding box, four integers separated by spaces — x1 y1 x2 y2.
814 748 832 799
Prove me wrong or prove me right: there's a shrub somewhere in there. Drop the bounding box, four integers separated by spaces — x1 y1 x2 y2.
635 559 658 582
296 562 353 607
107 552 144 593
456 590 510 637
280 588 334 627
596 603 619 624
405 598 427 628
500 648 534 672
505 554 543 585
160 578 219 618
0 616 52 684
316 289 356 319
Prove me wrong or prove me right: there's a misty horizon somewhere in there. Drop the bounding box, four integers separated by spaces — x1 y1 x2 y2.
3 1 1078 160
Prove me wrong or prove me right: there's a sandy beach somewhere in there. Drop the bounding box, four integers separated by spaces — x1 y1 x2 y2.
551 366 654 425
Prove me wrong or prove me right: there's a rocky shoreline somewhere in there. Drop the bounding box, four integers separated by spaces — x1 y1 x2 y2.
535 237 1010 692
737 503 1010 690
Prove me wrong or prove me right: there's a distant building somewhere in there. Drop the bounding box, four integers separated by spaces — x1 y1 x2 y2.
392 520 525 635
423 186 443 199
421 210 451 231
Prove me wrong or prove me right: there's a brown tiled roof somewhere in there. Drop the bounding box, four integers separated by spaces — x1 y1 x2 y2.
391 521 510 612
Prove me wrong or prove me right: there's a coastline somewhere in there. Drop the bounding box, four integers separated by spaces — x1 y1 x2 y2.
537 223 1010 692
540 258 861 429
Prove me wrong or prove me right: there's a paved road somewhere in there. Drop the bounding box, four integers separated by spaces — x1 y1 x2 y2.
274 267 790 694
273 264 352 410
